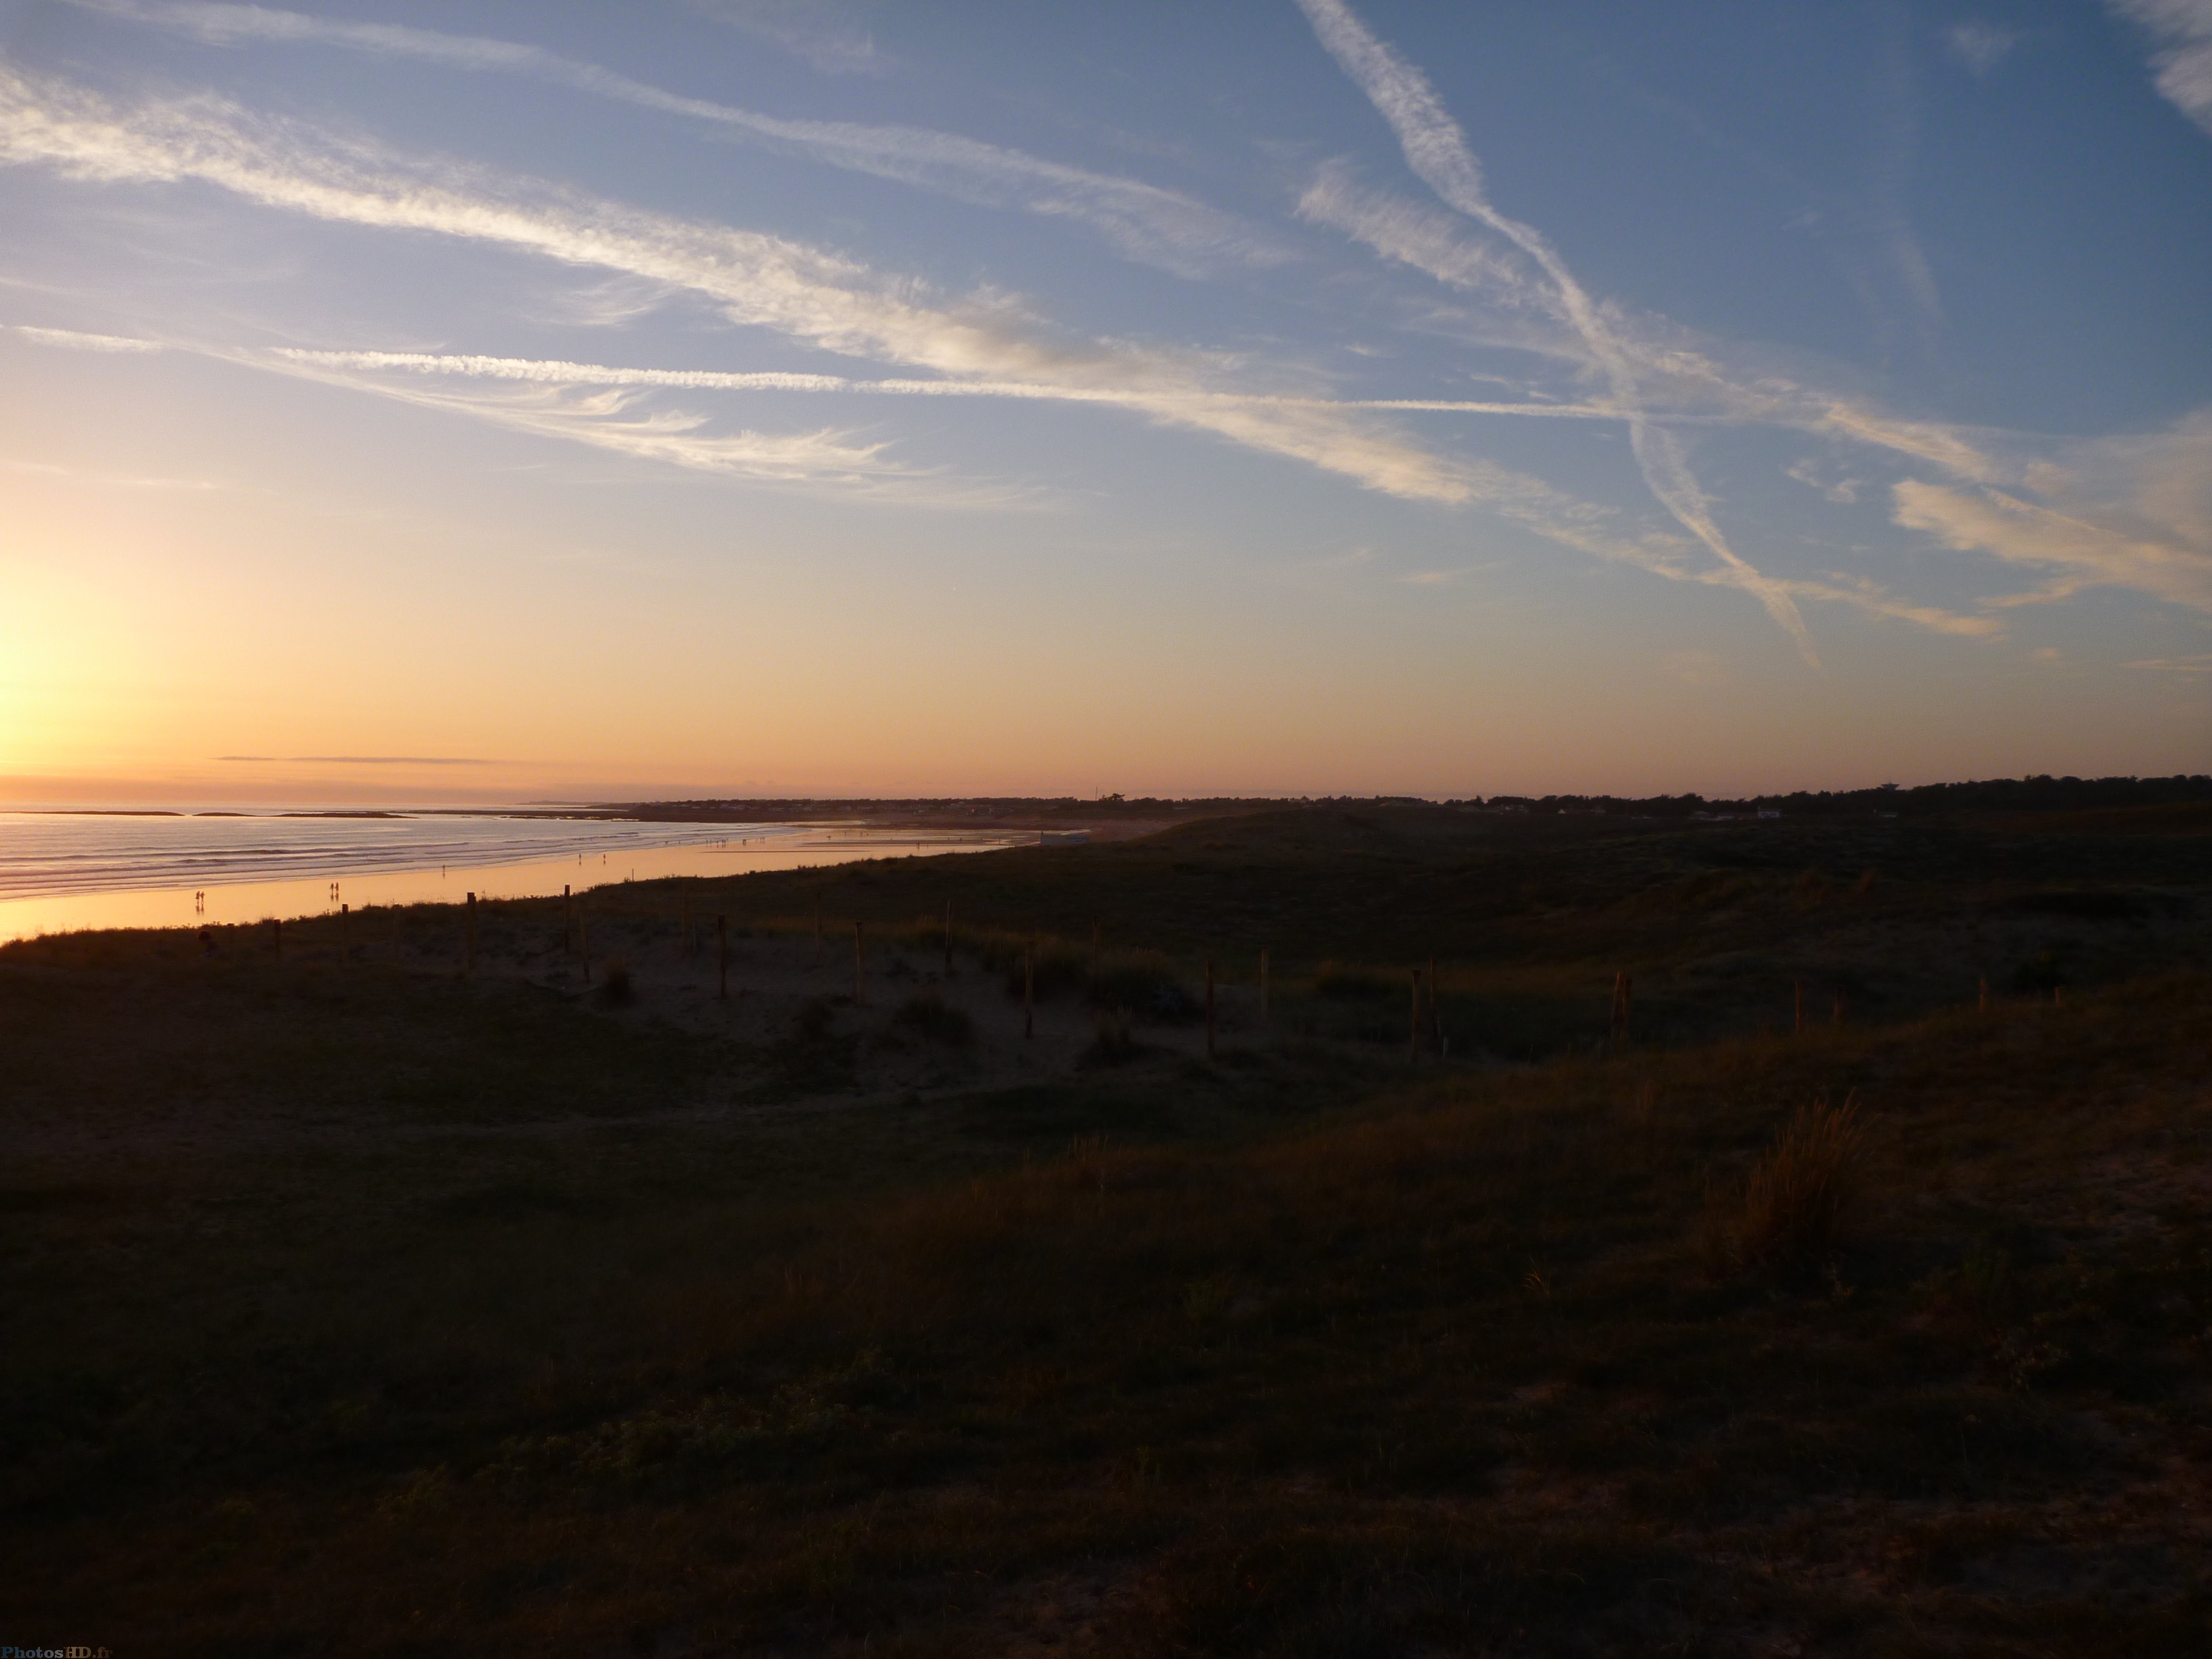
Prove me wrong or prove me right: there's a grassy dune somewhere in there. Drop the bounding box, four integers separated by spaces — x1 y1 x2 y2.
3 805 2208 1653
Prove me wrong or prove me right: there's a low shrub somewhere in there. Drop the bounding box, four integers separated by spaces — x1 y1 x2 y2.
1079 1007 1142 1069
1087 951 1199 1023
596 957 636 1008
1000 943 1089 1003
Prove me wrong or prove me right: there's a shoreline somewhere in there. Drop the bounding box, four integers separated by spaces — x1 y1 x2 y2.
0 823 1030 944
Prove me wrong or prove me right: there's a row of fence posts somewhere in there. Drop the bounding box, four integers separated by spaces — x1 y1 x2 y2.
1593 969 2067 1050
248 890 1473 1066
252 893 2072 1043
555 880 737 999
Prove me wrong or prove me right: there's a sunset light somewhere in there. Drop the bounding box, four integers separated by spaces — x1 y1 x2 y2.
5 3 2209 1650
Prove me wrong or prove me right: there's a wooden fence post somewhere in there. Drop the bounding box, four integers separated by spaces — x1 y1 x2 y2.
341 903 349 962
581 912 590 985
466 892 477 974
1832 985 1845 1026
718 914 728 1002
564 884 572 954
1429 955 1440 1051
272 917 281 960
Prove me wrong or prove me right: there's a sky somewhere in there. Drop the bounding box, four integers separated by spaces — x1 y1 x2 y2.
1 0 2208 803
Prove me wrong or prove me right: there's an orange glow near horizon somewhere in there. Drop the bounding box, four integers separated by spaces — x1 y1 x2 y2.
1 3 2207 809
4 342 2205 805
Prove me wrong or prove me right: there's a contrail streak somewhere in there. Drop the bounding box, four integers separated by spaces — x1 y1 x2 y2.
271 348 1632 420
1293 0 1819 663
70 0 1289 277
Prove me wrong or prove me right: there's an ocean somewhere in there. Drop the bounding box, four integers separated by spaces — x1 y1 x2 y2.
0 808 1012 941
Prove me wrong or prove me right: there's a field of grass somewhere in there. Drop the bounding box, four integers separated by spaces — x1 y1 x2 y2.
3 804 2208 1653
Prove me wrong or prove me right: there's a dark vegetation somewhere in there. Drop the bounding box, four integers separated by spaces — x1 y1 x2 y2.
3 800 2210 1654
617 771 2212 828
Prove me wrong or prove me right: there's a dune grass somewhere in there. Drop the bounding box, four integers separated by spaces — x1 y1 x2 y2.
1731 1095 1868 1277
5 975 2207 1651
3 804 2210 1653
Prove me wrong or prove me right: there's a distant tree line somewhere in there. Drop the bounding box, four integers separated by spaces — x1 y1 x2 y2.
1468 775 2212 818
620 776 2211 824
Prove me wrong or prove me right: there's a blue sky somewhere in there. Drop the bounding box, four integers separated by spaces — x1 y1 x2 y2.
0 0 2207 799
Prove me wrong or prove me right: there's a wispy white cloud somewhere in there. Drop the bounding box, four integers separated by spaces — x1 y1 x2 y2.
1810 399 2009 483
2 26 2144 652
539 274 682 330
1296 162 1536 308
685 0 887 77
10 322 163 351
269 347 1721 566
251 350 992 500
269 345 1635 421
0 62 1482 502
1947 22 2020 76
1287 203 2018 633
1294 164 2018 491
1893 476 2212 613
1892 408 2212 614
1285 71 2022 640
1293 0 1821 663
2108 0 2212 135
1755 570 2002 637
7 136 2014 635
1785 457 1860 503
70 0 1288 277
2037 409 2212 550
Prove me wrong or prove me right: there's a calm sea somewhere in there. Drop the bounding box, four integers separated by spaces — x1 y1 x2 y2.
0 808 1011 940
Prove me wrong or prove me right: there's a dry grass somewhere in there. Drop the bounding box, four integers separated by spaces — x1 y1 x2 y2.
1734 1094 1867 1275
5 804 2211 1654
7 972 2209 1652
1078 1006 1142 1068
889 987 975 1048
